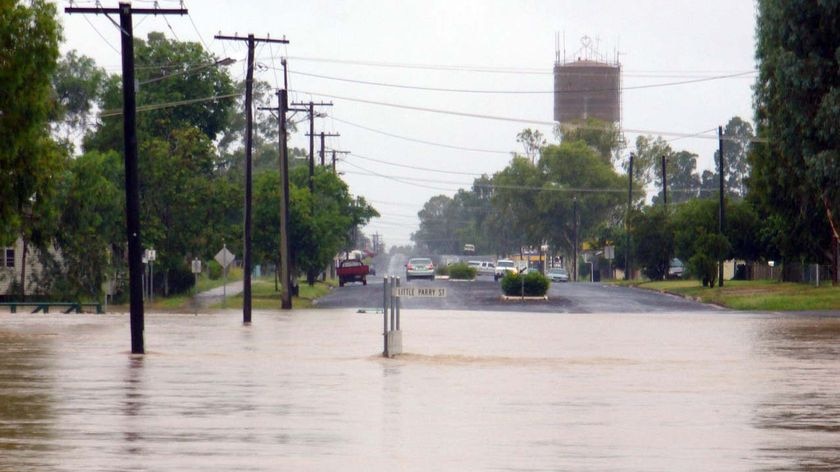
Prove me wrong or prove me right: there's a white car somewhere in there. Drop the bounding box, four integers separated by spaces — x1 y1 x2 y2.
494 259 518 281
468 260 495 276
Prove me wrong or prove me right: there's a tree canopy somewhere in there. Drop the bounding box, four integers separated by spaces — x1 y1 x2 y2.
752 0 840 282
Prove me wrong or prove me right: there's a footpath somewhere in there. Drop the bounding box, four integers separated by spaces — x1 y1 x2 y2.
193 280 244 308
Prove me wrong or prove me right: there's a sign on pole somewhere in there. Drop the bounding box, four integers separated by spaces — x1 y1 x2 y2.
604 245 615 260
394 286 447 298
214 245 235 307
214 246 235 268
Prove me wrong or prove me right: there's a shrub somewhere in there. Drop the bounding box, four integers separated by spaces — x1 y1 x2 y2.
435 264 449 276
208 259 223 280
500 271 549 296
447 262 477 280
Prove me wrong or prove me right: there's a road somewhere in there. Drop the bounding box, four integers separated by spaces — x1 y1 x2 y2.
316 254 716 313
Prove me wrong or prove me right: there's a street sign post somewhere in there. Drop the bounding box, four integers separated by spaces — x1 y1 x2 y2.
214 244 235 307
191 258 202 315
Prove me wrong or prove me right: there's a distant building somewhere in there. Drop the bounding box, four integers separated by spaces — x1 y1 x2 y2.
0 238 42 298
553 36 621 124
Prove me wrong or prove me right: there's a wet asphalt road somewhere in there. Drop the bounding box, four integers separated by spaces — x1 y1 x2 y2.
316 255 716 314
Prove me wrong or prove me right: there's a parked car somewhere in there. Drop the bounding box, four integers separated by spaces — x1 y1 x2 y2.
468 260 495 276
406 257 435 281
668 258 685 279
547 267 569 282
494 259 518 281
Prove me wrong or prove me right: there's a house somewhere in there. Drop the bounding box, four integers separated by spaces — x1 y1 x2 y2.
0 237 43 298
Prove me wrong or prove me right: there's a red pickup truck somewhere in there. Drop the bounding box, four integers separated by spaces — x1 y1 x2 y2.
337 259 369 287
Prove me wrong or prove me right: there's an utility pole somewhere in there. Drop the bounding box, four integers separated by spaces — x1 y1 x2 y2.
661 155 668 209
573 196 578 282
65 2 187 355
216 33 289 324
305 131 340 167
330 150 350 174
625 153 634 281
291 100 333 196
718 126 725 287
260 89 296 309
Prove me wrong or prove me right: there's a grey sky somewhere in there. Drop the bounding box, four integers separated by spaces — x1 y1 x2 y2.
57 0 758 248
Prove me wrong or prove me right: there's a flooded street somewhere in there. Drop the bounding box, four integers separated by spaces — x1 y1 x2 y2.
2 309 839 471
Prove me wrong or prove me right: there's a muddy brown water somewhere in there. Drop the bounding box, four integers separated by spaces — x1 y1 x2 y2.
1 310 838 471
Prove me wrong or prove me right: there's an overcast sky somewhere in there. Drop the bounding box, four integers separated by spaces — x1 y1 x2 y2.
56 0 758 248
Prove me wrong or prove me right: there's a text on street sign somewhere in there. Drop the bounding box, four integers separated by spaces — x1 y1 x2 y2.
394 286 447 298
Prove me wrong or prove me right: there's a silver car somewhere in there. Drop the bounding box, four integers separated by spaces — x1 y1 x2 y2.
547 267 569 282
406 257 435 281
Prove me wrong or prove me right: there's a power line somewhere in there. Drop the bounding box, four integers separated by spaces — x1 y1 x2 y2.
280 54 757 78
100 92 239 116
297 89 767 143
331 116 510 154
345 152 489 176
285 68 755 95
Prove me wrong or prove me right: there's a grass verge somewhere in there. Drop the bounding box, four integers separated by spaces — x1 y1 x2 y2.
214 277 336 310
632 279 840 311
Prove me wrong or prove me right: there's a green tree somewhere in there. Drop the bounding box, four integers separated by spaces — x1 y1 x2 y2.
35 150 124 299
714 116 754 198
555 117 623 164
138 128 240 294
629 135 672 189
412 195 459 254
0 0 62 241
51 50 106 148
653 150 701 205
84 32 235 153
515 128 546 164
630 206 674 280
287 166 378 285
536 140 628 262
753 0 840 283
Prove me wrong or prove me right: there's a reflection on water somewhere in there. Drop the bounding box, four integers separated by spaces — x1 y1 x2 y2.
753 317 840 471
0 310 838 471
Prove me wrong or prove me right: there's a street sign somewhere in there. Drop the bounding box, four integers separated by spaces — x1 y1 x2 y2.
394 286 447 298
604 245 615 260
214 246 235 268
191 258 202 274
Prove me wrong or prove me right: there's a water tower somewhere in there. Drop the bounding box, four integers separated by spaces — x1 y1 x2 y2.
554 36 621 124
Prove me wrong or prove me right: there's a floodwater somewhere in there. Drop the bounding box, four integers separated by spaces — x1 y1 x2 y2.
1 309 839 471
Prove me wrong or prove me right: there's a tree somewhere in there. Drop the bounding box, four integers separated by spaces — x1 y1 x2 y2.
51 50 106 148
753 0 840 283
84 32 235 154
35 150 124 299
0 0 62 242
286 166 378 285
515 128 546 164
412 195 459 254
630 206 674 280
653 150 701 205
629 135 672 190
536 140 627 262
555 117 623 164
714 116 754 198
138 128 239 295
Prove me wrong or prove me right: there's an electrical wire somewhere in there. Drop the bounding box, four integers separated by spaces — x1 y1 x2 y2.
281 55 756 78
296 89 767 143
344 152 489 177
99 92 239 117
285 68 755 95
77 11 121 54
331 116 511 154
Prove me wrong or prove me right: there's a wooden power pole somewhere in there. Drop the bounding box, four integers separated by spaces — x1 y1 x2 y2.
66 2 187 354
215 33 288 324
